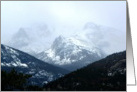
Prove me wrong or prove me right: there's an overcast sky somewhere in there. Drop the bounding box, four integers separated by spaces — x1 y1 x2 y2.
1 1 126 54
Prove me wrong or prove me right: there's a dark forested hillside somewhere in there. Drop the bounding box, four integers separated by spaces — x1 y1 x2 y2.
43 51 126 91
1 69 31 91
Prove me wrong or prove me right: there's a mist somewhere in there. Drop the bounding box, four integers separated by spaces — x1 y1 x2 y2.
1 1 126 55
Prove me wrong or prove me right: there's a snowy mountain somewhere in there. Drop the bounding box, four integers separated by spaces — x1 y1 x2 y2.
5 22 125 56
37 36 106 71
1 44 69 86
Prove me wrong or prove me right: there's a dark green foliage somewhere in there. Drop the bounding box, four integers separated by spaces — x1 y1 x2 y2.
1 69 32 91
1 69 44 91
43 51 126 91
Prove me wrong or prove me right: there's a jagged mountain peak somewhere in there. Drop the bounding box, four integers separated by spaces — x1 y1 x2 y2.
51 35 94 50
37 36 106 71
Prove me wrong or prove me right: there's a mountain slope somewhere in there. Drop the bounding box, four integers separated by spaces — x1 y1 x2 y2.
43 51 126 91
37 36 106 71
1 44 69 86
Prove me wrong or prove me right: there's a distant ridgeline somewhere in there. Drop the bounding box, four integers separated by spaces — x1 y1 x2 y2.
43 51 126 91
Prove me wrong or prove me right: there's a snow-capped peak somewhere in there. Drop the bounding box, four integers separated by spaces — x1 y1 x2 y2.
37 36 106 70
51 35 95 51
